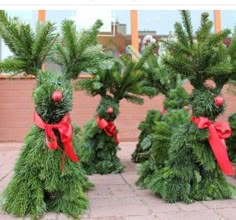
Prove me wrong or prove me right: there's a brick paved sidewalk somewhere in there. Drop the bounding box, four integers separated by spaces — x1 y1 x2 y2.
1 142 236 220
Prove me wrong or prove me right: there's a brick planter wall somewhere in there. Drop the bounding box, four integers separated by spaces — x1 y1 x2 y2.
0 78 235 142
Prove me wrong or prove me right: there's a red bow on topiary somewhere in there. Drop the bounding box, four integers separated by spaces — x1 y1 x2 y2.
96 116 119 145
191 116 234 176
33 111 79 171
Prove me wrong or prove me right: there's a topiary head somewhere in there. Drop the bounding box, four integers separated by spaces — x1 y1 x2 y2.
96 96 119 121
33 71 73 123
191 87 224 120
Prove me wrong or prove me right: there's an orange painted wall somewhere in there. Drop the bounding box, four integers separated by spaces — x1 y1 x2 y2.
0 78 235 142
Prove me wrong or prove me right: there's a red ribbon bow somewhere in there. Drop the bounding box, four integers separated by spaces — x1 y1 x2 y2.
33 111 79 170
191 116 234 176
96 116 119 144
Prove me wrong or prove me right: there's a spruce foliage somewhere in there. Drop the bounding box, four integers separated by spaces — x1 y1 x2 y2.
0 11 100 219
227 114 236 162
0 10 57 75
137 10 236 203
50 19 111 79
75 44 157 174
131 110 162 163
132 51 189 163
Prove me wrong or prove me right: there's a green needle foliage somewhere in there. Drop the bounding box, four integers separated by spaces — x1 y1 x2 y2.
1 72 92 219
137 10 236 203
0 11 95 219
227 113 236 162
136 109 191 190
131 109 163 163
75 44 157 174
0 10 57 75
132 50 190 163
50 19 111 79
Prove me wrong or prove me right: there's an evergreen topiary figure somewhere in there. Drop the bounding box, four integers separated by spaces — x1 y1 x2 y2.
0 11 98 219
1 71 92 219
131 51 189 163
137 10 236 203
74 45 157 174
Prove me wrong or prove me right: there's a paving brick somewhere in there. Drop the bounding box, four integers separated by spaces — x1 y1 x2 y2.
122 165 136 174
0 213 24 219
121 173 139 186
90 204 151 218
89 197 143 209
156 210 222 220
57 213 89 220
202 199 236 209
108 184 135 198
89 217 123 220
216 208 236 220
41 212 57 220
88 174 126 185
142 196 181 213
57 213 74 220
88 185 112 199
177 202 209 211
123 215 157 220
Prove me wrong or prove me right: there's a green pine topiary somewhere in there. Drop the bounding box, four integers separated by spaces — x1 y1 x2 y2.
0 72 93 219
0 11 102 219
75 44 157 174
137 10 236 203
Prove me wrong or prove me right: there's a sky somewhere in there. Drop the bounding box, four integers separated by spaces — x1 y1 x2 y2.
3 10 236 34
1 10 236 59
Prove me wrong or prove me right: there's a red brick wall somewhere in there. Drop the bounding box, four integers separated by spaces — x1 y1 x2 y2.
0 78 235 142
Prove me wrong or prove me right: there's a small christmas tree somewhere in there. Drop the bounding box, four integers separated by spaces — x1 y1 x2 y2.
1 72 92 219
74 45 157 174
137 10 236 203
0 11 97 219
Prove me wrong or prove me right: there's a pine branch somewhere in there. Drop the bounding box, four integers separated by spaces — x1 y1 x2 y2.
0 58 26 73
77 19 103 54
51 19 105 79
180 10 194 46
0 10 57 75
32 21 58 65
174 22 190 49
124 94 144 104
196 12 213 42
60 20 78 59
